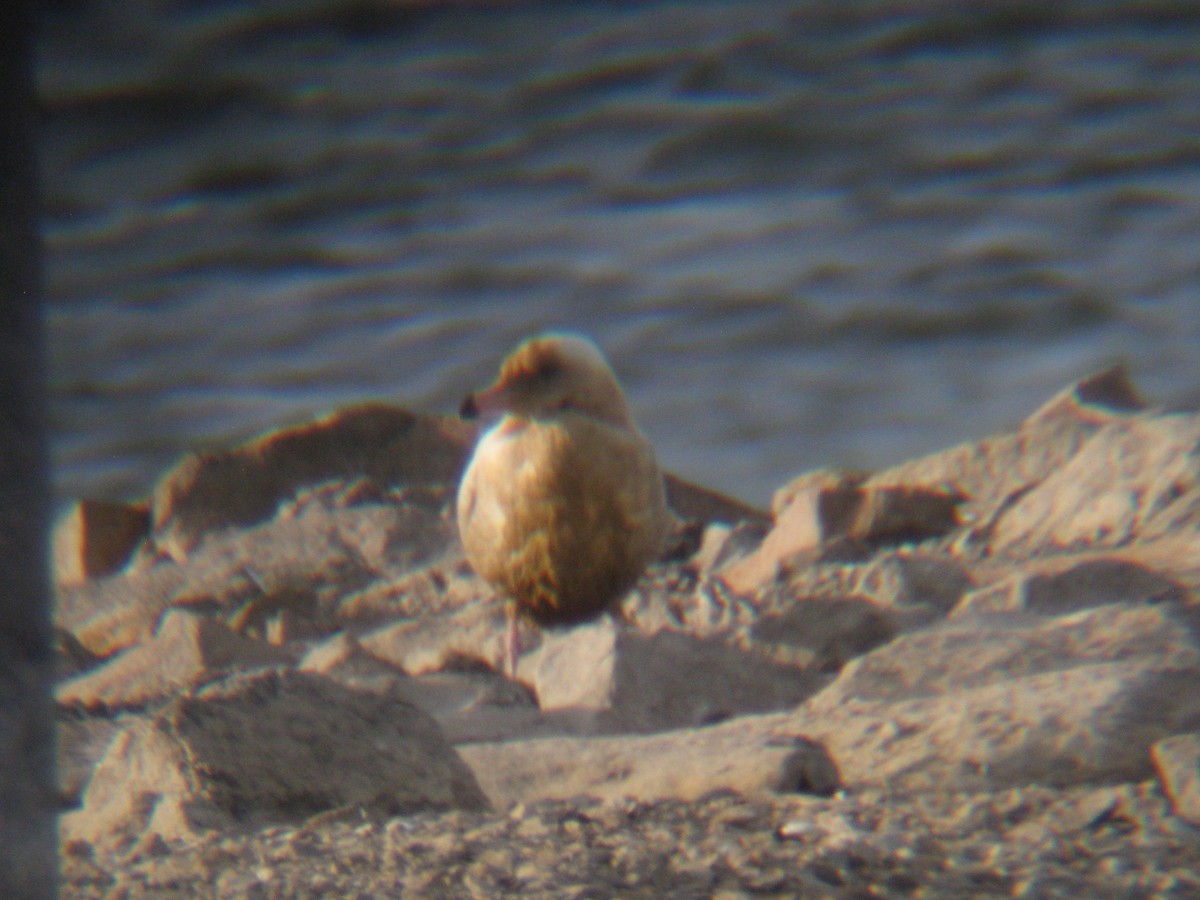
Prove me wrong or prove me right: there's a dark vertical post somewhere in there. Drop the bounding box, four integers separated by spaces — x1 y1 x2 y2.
0 0 58 896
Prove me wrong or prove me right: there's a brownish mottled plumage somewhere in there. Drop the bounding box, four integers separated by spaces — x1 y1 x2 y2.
457 333 668 668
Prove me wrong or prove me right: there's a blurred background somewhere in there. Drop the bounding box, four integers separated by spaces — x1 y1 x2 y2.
38 0 1200 510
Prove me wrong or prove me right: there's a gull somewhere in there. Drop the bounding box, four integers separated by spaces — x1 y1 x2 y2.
457 332 669 676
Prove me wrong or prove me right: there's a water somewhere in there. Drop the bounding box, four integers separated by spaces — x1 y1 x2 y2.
38 0 1200 510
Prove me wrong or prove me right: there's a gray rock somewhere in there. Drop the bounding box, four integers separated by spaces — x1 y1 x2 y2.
298 631 541 743
720 470 860 594
804 661 1200 794
1152 733 1200 825
458 711 833 807
866 368 1143 536
55 561 189 658
722 469 961 595
523 617 824 733
57 713 127 810
688 521 768 575
52 498 149 586
662 473 769 526
793 600 1200 793
749 594 897 672
741 551 973 669
61 669 489 857
954 556 1186 618
313 484 458 579
334 559 482 627
989 414 1200 555
54 487 459 658
150 405 474 556
57 609 289 710
1021 364 1145 427
360 600 511 676
847 552 974 623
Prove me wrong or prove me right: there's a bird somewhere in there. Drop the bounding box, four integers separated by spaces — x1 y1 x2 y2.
456 332 669 677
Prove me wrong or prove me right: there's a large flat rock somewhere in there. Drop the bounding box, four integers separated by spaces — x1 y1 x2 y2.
62 670 489 858
458 712 838 808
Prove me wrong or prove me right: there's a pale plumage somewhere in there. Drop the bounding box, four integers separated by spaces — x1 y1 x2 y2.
457 333 668 671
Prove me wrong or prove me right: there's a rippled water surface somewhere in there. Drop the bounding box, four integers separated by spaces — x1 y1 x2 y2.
40 0 1200 508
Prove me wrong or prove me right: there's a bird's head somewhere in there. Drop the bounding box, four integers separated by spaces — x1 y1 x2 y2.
460 332 631 427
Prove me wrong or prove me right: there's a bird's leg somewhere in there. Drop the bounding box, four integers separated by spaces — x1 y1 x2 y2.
505 599 522 680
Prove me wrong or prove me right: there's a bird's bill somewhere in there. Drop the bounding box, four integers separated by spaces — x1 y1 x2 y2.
459 382 511 420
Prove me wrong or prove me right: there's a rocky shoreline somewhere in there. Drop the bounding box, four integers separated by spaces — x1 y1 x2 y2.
55 367 1200 897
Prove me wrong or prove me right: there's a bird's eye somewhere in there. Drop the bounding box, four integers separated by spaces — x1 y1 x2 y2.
532 361 562 381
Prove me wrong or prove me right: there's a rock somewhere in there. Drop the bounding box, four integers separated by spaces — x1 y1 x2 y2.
748 596 896 672
522 618 824 733
842 552 973 624
57 713 127 809
60 670 489 856
150 405 474 555
297 632 541 744
663 473 769 525
792 600 1200 793
721 469 962 595
721 470 865 594
953 555 1187 618
717 551 975 674
688 520 767 575
688 522 734 573
55 486 450 658
297 630 383 676
798 662 1200 795
845 484 963 545
866 369 1144 533
334 561 481 627
360 601 512 676
1021 364 1145 428
311 483 459 579
1151 733 1200 825
818 600 1200 705
55 561 190 658
54 627 100 680
458 712 837 808
1030 783 1139 835
186 505 383 640
988 414 1200 555
52 499 150 585
56 609 290 710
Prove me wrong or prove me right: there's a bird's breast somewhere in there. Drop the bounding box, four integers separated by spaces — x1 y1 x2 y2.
456 413 667 624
